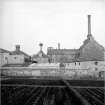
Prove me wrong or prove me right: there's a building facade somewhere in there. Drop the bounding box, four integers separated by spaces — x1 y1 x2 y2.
47 47 77 63
47 15 105 63
0 49 10 66
76 35 104 61
32 43 49 63
0 45 30 67
10 45 30 64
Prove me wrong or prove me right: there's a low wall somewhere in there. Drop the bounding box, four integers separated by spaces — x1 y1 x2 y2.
0 67 104 79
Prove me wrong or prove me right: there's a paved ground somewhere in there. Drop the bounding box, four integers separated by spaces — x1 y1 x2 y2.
1 78 105 105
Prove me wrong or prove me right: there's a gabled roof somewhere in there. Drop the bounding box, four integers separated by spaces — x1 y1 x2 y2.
33 50 48 58
0 48 29 57
0 48 10 53
10 50 29 57
77 35 104 61
79 35 104 51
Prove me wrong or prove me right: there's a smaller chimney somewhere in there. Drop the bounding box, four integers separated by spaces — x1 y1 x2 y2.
58 43 60 49
16 45 20 52
39 43 43 51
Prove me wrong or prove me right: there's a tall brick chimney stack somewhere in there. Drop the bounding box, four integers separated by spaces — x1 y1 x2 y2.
88 15 91 35
87 15 93 39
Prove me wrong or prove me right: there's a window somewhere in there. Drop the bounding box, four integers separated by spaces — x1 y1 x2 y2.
94 61 98 65
95 68 98 71
5 57 8 60
75 62 76 65
77 53 80 57
14 57 16 59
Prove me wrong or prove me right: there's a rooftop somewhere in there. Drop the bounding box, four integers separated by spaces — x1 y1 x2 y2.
0 48 10 53
47 49 77 55
33 50 48 58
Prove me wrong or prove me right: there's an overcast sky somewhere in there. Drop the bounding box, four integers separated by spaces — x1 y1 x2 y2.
0 0 105 55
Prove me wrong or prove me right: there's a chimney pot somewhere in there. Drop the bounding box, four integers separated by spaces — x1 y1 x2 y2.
39 43 43 51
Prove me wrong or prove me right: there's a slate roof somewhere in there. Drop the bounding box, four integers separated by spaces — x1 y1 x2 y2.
47 49 77 55
79 35 104 51
33 50 48 58
10 50 29 57
0 48 29 57
0 48 10 53
77 35 104 61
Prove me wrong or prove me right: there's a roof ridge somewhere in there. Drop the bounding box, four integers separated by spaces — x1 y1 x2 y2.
10 50 29 56
0 48 10 53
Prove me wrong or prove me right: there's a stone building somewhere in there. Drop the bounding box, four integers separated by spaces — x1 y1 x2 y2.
10 45 30 62
76 35 104 61
47 15 105 63
0 45 30 66
32 43 49 63
47 47 77 63
0 49 10 66
76 15 104 61
10 45 30 63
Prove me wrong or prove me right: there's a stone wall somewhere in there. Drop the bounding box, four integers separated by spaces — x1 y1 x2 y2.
0 53 25 66
33 57 49 63
65 61 105 71
0 53 9 66
8 54 24 64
